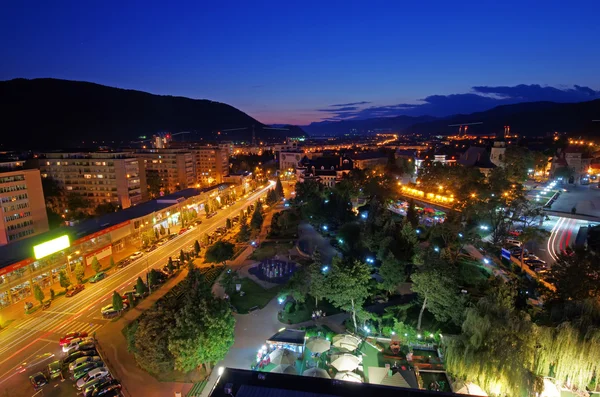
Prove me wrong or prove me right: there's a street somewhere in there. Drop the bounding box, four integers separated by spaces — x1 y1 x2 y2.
0 182 273 397
526 216 587 267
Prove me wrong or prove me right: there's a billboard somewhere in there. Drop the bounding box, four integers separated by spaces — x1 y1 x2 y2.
33 235 70 260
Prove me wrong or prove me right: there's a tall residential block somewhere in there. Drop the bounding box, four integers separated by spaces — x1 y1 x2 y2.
137 149 195 194
0 168 49 245
40 152 147 210
191 146 229 187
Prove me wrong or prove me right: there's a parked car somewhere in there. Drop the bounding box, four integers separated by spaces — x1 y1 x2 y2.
76 367 110 389
145 245 157 253
93 383 122 396
117 258 131 269
101 303 129 318
73 362 104 381
82 378 108 397
206 212 217 219
73 361 108 384
129 251 143 260
532 266 549 274
63 350 98 365
69 356 102 372
29 372 48 390
47 360 62 379
505 238 522 247
60 331 88 346
87 379 121 397
66 284 85 297
508 229 523 237
89 272 107 283
525 259 547 267
168 233 177 240
63 337 90 353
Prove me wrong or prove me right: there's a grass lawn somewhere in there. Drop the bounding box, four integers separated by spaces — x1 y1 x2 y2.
249 241 295 261
230 278 282 314
279 298 342 324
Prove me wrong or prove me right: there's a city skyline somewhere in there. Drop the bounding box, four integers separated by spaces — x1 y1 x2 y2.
2 1 600 125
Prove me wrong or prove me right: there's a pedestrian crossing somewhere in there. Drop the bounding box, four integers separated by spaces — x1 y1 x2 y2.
13 314 106 336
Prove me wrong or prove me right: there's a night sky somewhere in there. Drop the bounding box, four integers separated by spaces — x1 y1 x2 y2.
2 1 599 125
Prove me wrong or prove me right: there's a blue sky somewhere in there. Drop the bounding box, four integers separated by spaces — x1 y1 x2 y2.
1 0 599 124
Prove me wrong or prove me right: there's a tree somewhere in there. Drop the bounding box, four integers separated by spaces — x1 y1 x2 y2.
239 209 247 223
307 249 328 307
411 259 466 330
74 263 85 284
504 145 533 183
194 240 201 256
286 268 309 303
548 248 600 301
237 220 251 242
250 202 264 230
67 194 91 213
134 307 176 375
148 269 160 287
275 177 284 198
219 268 239 295
201 233 210 246
226 218 232 229
167 257 175 273
517 226 550 270
91 256 101 274
377 251 405 295
205 241 235 264
326 258 372 332
266 189 278 206
95 202 119 216
160 225 166 236
406 199 419 228
33 284 45 305
204 202 211 215
50 288 55 300
59 270 71 291
136 276 148 296
180 249 186 264
109 256 115 268
112 291 124 312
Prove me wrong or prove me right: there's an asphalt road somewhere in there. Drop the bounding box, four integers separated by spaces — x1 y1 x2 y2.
0 182 273 397
525 215 586 269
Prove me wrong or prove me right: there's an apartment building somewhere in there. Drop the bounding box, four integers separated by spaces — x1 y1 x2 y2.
137 149 195 194
40 152 147 210
191 146 229 187
0 168 49 245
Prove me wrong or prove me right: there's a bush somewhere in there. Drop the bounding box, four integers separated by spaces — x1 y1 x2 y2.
284 301 296 314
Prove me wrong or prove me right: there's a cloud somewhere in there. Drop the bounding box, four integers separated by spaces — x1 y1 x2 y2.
315 84 600 121
330 101 371 107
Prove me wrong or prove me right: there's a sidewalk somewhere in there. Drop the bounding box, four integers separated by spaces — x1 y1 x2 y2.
95 267 193 397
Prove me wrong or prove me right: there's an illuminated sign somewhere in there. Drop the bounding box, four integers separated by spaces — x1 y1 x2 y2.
33 235 70 260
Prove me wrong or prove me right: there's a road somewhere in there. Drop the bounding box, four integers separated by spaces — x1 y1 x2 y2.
0 182 273 397
527 216 587 266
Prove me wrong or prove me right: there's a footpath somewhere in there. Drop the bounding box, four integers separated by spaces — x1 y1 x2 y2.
95 267 193 397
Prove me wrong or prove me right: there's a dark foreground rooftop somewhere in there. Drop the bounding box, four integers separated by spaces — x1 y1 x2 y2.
208 368 465 397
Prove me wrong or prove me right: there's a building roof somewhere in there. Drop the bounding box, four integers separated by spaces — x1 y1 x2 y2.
209 368 464 397
458 146 495 169
266 329 306 346
0 186 225 269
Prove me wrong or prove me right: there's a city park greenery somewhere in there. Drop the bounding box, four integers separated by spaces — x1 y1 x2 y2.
284 146 600 396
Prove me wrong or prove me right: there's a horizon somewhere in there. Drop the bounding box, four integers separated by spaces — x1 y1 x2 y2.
1 1 600 125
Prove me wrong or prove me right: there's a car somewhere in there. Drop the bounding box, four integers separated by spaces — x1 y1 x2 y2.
525 259 547 267
82 377 108 397
101 303 129 318
129 251 143 260
93 383 122 396
63 350 97 365
505 238 522 247
525 253 540 261
145 244 157 253
66 284 85 297
76 367 110 389
47 360 62 379
73 361 104 381
60 331 89 346
116 258 131 269
94 390 121 397
69 356 102 372
532 266 549 274
206 212 217 219
178 227 189 235
168 233 177 240
508 229 523 237
89 272 107 283
29 372 48 390
87 378 121 397
63 337 89 353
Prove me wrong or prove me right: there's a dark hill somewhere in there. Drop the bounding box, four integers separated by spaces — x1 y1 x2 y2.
0 78 264 149
303 115 436 136
408 100 600 136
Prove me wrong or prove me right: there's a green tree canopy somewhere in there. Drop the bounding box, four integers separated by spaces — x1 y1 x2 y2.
33 284 45 305
548 248 600 301
112 291 124 312
74 263 85 284
205 241 235 264
250 203 264 230
377 251 405 296
59 270 71 291
91 256 101 274
136 276 148 296
219 268 240 295
307 249 329 307
237 220 251 242
134 307 176 375
275 177 284 198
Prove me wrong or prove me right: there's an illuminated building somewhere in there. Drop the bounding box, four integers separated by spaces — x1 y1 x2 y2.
190 146 230 187
0 168 49 245
138 149 195 193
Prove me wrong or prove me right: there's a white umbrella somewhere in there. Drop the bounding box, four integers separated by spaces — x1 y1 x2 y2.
306 336 331 354
334 371 362 383
271 364 297 375
330 353 361 372
302 368 331 379
269 348 296 366
455 382 488 396
332 334 361 351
